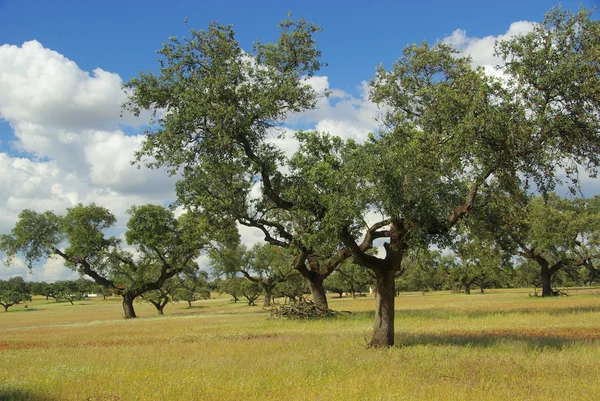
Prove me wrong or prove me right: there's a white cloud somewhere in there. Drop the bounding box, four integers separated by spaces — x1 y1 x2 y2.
0 41 135 130
0 41 178 281
442 21 535 77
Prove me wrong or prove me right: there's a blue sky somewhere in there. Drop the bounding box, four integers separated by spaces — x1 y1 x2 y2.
0 0 598 281
1 0 595 91
1 0 595 152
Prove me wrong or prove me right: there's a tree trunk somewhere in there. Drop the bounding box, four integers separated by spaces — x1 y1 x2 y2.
480 286 484 294
464 282 471 295
306 276 328 311
187 300 192 308
3 305 8 312
149 300 165 315
122 293 137 319
262 284 274 307
369 269 396 348
541 267 553 297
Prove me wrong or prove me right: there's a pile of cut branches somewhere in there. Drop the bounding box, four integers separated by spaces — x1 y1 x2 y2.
266 300 339 319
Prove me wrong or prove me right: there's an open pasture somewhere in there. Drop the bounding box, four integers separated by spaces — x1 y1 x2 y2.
1 289 600 401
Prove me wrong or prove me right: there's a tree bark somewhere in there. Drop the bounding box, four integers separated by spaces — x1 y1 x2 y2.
369 269 396 348
480 287 485 294
306 276 328 311
464 282 471 295
3 304 8 312
187 300 192 308
149 300 166 315
541 266 553 297
122 293 137 319
262 284 274 307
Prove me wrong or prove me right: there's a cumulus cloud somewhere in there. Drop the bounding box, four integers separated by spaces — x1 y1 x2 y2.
442 21 535 77
0 41 178 281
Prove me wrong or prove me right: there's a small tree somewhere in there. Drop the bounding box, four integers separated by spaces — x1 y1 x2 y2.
217 276 244 303
273 273 307 303
30 281 53 300
240 279 262 306
174 270 211 308
54 280 84 305
0 276 31 312
0 204 224 318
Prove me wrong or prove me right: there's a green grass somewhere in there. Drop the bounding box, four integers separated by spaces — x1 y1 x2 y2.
1 289 600 400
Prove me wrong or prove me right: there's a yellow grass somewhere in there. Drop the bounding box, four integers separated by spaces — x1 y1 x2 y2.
1 288 600 400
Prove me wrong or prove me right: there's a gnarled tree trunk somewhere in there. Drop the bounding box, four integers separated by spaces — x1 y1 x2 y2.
122 293 137 319
369 268 396 348
306 275 328 311
262 283 274 307
541 266 553 297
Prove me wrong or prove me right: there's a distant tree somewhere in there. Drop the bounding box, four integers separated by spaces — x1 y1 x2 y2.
0 204 226 318
53 280 85 305
476 193 600 296
240 279 262 306
399 249 446 295
273 273 307 303
140 277 178 315
324 258 374 298
0 276 31 312
452 237 506 295
323 271 347 298
174 270 211 308
30 281 53 300
217 276 244 303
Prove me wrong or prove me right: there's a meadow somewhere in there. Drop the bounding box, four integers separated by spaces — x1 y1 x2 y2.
1 288 600 401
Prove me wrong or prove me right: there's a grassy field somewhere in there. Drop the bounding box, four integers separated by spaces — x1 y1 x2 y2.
1 288 600 401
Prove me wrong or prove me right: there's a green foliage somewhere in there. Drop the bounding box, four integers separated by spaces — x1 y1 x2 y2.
324 259 373 297
0 210 64 269
397 249 447 294
495 6 600 193
273 273 307 302
240 279 262 306
0 276 31 311
173 270 211 307
0 203 220 317
217 276 245 303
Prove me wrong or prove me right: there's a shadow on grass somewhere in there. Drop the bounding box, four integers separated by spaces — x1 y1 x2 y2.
6 307 40 313
0 388 56 401
347 304 600 321
394 329 599 350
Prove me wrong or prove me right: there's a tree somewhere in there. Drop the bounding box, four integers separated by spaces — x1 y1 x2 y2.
139 275 182 315
323 271 348 298
124 8 600 347
174 269 211 308
452 236 506 294
479 193 600 296
0 276 31 312
0 204 222 318
273 273 307 303
398 249 445 295
30 281 53 301
211 243 298 307
325 258 374 298
336 6 600 347
240 279 262 306
124 16 389 312
53 280 84 305
217 276 244 303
